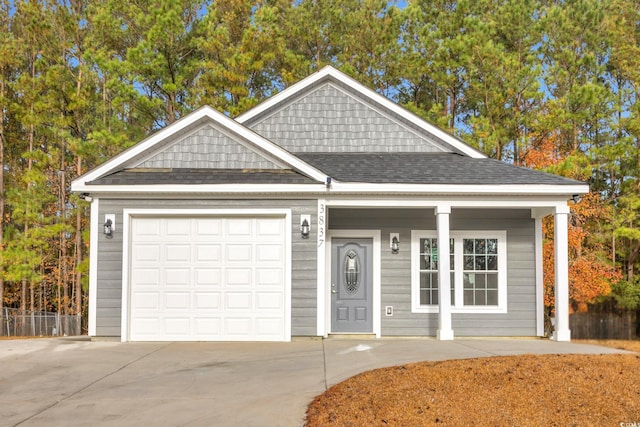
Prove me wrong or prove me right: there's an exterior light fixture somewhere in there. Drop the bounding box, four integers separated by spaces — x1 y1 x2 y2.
103 214 115 238
570 194 582 203
300 215 311 239
390 233 399 254
104 218 113 238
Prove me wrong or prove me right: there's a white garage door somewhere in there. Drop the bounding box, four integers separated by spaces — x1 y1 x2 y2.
128 216 288 341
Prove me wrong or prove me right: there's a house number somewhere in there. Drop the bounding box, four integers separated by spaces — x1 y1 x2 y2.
318 202 325 247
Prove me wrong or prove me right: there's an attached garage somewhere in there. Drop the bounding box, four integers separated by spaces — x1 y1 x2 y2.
122 212 291 342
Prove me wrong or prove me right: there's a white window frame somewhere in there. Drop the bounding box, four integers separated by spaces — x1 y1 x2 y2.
411 230 507 314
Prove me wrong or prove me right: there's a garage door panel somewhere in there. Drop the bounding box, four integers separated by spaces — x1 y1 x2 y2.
194 292 220 310
226 268 252 286
226 292 252 310
257 218 283 236
256 318 284 336
256 292 283 310
195 269 221 286
225 318 251 335
196 218 222 236
129 216 287 342
164 317 190 335
134 245 161 262
165 218 191 236
256 268 283 286
164 292 190 310
226 219 252 237
256 244 283 262
195 318 221 335
226 245 252 262
165 245 190 262
131 269 160 286
165 269 190 286
195 244 221 262
132 292 159 310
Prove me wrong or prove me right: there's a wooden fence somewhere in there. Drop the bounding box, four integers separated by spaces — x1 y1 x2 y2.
569 311 639 340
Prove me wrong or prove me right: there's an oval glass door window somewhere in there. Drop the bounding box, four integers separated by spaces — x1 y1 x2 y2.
344 250 361 294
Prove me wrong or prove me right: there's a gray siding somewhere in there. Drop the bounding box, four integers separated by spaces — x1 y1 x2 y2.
247 83 450 154
95 198 317 337
135 125 282 170
329 208 537 337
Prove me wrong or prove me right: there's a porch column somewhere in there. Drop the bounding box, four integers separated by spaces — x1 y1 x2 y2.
554 205 571 341
436 205 454 340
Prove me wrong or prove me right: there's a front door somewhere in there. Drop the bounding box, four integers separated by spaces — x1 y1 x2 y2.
331 238 373 333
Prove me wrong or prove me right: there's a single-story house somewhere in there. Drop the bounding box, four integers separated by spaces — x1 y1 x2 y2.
71 66 588 342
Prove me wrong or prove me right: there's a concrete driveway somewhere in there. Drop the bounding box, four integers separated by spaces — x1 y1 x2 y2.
0 337 631 427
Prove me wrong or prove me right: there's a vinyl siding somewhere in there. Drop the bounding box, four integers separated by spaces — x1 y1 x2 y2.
329 208 537 337
95 198 317 337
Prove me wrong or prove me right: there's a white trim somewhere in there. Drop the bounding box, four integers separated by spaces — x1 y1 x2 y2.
70 106 328 191
316 199 327 336
326 230 381 338
535 216 544 336
236 66 486 159
323 197 581 208
553 209 571 341
120 208 292 342
411 230 508 315
88 197 99 337
73 182 589 198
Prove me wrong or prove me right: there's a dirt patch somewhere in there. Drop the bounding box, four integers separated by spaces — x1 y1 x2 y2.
306 345 640 426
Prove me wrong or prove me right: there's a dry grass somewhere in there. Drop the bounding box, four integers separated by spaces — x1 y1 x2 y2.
306 341 640 426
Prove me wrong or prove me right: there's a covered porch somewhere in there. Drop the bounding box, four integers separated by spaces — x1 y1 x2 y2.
314 198 572 341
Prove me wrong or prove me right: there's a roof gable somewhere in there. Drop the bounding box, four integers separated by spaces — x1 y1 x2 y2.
237 66 486 158
135 124 282 170
71 106 328 192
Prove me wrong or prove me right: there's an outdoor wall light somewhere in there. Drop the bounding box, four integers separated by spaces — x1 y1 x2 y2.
300 215 311 239
570 194 582 203
103 214 115 238
104 218 113 238
390 233 400 254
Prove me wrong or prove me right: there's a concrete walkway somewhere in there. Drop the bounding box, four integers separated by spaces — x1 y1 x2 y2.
0 337 632 427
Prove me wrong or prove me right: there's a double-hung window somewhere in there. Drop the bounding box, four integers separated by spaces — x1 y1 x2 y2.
411 230 507 313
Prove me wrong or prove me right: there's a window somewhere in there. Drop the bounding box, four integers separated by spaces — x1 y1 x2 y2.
418 237 454 305
412 230 507 314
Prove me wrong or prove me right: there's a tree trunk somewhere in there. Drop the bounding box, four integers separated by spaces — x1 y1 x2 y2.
628 241 640 281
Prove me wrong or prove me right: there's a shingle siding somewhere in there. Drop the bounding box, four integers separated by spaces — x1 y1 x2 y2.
329 208 537 337
136 124 282 170
95 198 318 338
246 83 451 154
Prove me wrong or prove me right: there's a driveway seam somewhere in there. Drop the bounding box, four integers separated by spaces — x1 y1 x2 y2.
322 339 328 390
13 343 172 427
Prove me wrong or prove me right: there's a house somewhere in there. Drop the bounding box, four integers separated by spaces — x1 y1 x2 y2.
71 66 588 342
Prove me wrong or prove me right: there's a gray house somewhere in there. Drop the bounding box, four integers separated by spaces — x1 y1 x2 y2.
71 66 587 342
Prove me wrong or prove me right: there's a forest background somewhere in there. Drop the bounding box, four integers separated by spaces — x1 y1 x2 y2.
1 0 639 332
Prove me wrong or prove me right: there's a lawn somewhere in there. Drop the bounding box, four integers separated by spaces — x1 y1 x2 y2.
305 340 640 426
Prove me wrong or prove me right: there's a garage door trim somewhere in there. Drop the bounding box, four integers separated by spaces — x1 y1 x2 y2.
121 208 292 342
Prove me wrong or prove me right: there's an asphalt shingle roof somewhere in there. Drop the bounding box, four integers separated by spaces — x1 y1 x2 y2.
296 152 584 185
88 168 319 185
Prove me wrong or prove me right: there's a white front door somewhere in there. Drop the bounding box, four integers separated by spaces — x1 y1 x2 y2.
128 216 287 341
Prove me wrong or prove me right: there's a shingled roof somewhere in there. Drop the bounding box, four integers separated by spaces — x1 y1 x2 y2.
88 168 319 185
296 152 583 185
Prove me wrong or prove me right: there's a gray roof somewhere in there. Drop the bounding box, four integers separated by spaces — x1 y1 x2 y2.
88 169 319 185
296 153 584 185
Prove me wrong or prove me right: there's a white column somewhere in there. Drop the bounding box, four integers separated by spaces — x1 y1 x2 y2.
88 197 99 337
554 205 571 341
436 205 454 340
